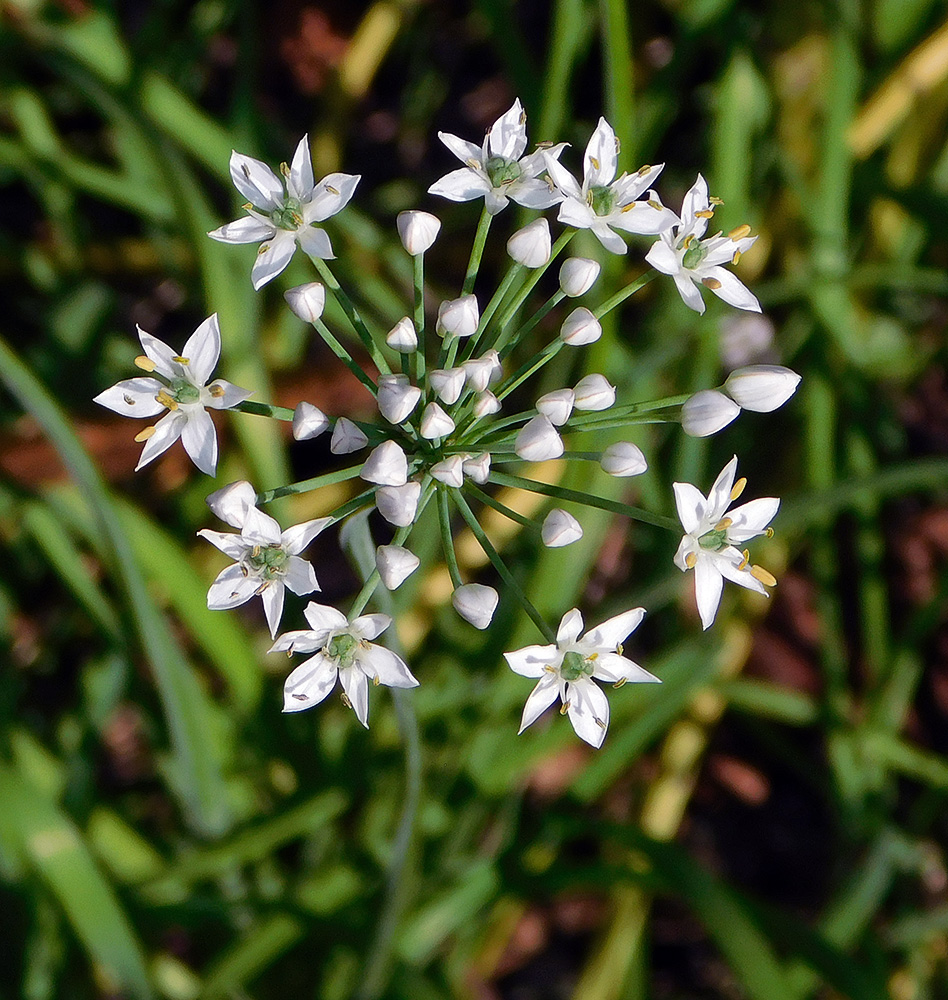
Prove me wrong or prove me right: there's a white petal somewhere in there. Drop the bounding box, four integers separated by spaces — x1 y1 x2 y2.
303 602 349 633
681 174 709 227
207 563 259 610
428 167 492 203
726 497 780 542
251 232 297 289
609 200 677 236
283 653 337 713
584 118 617 186
94 378 166 418
694 556 725 630
350 614 391 641
488 99 527 159
715 550 768 595
519 675 561 733
505 644 558 678
196 528 247 559
206 480 257 527
240 506 282 546
592 652 659 684
644 238 680 276
180 408 218 476
229 150 284 210
566 679 609 748
268 629 322 655
708 456 739 521
297 225 334 260
358 644 418 688
135 410 185 471
589 222 628 254
288 135 315 200
281 516 332 554
305 173 360 223
283 555 318 596
204 379 253 410
582 608 645 650
508 177 563 211
181 314 221 386
261 581 285 638
208 215 275 244
673 273 706 313
437 131 482 164
544 154 584 202
137 327 178 379
702 265 761 313
556 608 584 645
339 667 369 727
673 482 707 535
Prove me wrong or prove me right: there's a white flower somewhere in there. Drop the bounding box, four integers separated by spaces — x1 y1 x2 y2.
544 117 676 254
536 388 574 426
429 368 466 405
461 351 502 393
386 317 418 352
360 440 409 486
600 442 647 477
209 136 360 289
473 391 501 417
293 402 329 440
515 415 564 462
430 455 465 487
437 295 480 339
199 504 331 638
506 607 658 748
272 602 418 726
645 174 760 315
559 257 601 297
560 307 602 346
507 218 552 267
94 314 252 477
375 545 420 590
420 402 455 439
376 482 421 527
573 374 615 411
681 390 740 437
452 583 499 629
396 210 441 255
284 283 326 323
428 99 566 215
462 452 491 484
541 508 583 547
377 374 422 424
724 365 801 412
330 417 368 454
673 456 779 630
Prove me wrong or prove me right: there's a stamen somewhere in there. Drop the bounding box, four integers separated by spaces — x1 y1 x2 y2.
543 665 557 673
134 355 156 372
614 137 621 154
229 590 240 599
685 552 697 569
701 277 722 290
765 527 775 538
595 717 607 730
751 564 777 587
254 581 270 595
710 195 724 205
637 163 652 175
280 161 290 177
546 176 556 191
714 517 733 531
341 693 352 709
172 355 190 364
241 164 251 179
616 643 623 656
242 202 253 211
134 426 156 442
738 549 750 570
647 199 663 211
732 249 742 265
729 224 752 241
621 201 637 212
373 675 380 686
123 393 135 406
258 244 269 255
251 545 261 557
155 389 177 410
240 565 249 577
613 677 627 689
730 477 747 501
286 648 294 657
590 156 601 170
208 384 225 398
466 158 480 170
559 701 570 715
695 209 714 218
519 110 527 125
682 234 695 249
325 184 340 195
536 141 555 149
292 693 308 701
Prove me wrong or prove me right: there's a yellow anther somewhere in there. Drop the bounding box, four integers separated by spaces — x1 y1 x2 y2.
702 277 722 290
242 202 253 211
682 234 695 249
589 652 599 660
155 389 178 410
590 156 600 171
648 199 663 211
616 643 623 656
695 209 714 218
240 565 249 577
613 677 627 689
251 545 261 557
621 201 637 212
280 161 290 177
765 527 775 538
546 176 556 191
208 384 225 398
750 564 777 588
730 477 747 501
134 425 156 442
685 551 697 569
729 223 752 241
325 184 340 195
536 140 555 149
714 517 733 531
341 693 352 709
258 244 269 255
241 163 251 179
595 717 607 730
287 649 294 657
373 675 380 686
544 664 557 673
123 393 135 406
732 249 742 265
172 355 190 364
738 549 750 570
254 581 270 595
466 158 480 170
519 110 527 125
637 163 652 175
560 701 571 715
710 195 724 206
134 355 156 372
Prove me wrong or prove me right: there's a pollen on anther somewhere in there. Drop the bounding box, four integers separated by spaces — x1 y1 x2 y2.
682 234 695 249
134 425 156 442
134 355 156 372
155 390 178 411
766 527 775 538
258 244 269 255
710 195 724 206
123 394 135 406
685 551 697 569
519 111 527 125
341 693 352 709
637 164 652 176
280 161 290 177
732 249 743 265
613 677 627 689
543 665 557 673
590 156 601 171
373 675 380 686
559 701 571 715
751 564 777 588
739 549 750 570
730 477 747 501
466 158 480 170
702 277 722 290
695 209 714 218
326 184 340 195
647 199 663 211
595 717 607 730
729 224 752 241
172 355 190 364
209 384 225 397
714 517 733 531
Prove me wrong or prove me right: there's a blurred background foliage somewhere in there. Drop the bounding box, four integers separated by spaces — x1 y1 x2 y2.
2 0 948 997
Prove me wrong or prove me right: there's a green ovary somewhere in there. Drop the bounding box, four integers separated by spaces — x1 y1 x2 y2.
485 156 522 187
170 378 201 404
271 197 303 231
560 650 593 682
248 544 289 581
327 632 358 667
587 185 616 216
698 528 728 551
681 242 707 269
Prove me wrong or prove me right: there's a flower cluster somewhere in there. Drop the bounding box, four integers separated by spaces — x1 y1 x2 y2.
95 102 799 747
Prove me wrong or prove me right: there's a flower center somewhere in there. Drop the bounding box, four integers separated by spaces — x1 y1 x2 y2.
327 632 358 667
587 184 616 216
698 528 729 551
485 156 522 187
681 240 707 269
170 377 201 405
270 197 304 231
247 543 289 580
560 650 594 682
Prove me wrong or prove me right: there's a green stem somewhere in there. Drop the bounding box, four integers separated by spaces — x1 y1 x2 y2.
314 318 379 396
451 490 556 643
496 339 566 399
236 400 294 421
437 487 464 589
461 263 524 361
463 482 538 533
463 206 493 294
489 471 680 531
593 270 656 320
413 253 426 383
256 466 364 504
494 228 574 336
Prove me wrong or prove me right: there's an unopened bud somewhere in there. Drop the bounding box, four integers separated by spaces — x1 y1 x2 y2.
430 455 464 487
420 402 455 439
573 374 615 411
376 481 421 526
437 294 479 338
462 452 491 484
284 282 326 323
429 367 466 405
206 480 257 528
396 210 441 255
600 442 647 477
330 416 368 454
681 390 740 437
377 374 421 424
292 401 329 440
506 218 551 267
515 415 564 462
559 257 601 297
473 391 501 417
376 544 420 589
360 440 408 486
386 317 418 352
452 583 498 630
724 365 801 412
560 306 602 346
541 508 583 547
461 350 502 392
536 388 574 426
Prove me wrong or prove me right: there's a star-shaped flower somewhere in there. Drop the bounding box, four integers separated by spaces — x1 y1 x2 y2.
673 456 779 630
645 174 761 314
209 136 360 289
505 608 659 748
428 98 566 215
271 602 419 725
93 314 252 476
543 117 677 254
198 481 331 637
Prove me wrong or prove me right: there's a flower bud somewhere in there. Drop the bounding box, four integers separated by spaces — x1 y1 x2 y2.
284 282 326 323
429 367 466 405
360 440 408 486
536 388 574 426
437 294 479 338
206 480 257 528
376 481 421 527
559 257 601 297
600 441 647 477
541 508 583 547
473 391 501 417
376 544 420 590
386 317 418 352
560 306 602 346
292 401 330 440
377 374 421 424
452 583 498 630
396 210 441 255
506 218 551 267
430 455 464 487
461 350 501 392
573 374 616 411
462 452 491 484
330 416 368 454
724 365 801 412
420 402 455 439
681 390 740 437
515 415 564 462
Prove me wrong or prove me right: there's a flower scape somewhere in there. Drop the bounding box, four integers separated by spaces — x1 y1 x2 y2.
96 101 800 747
